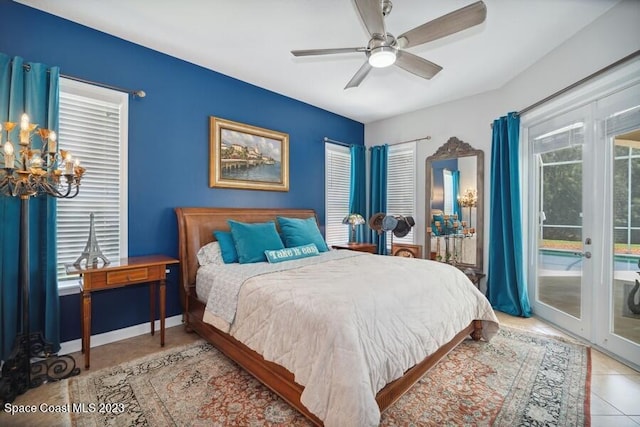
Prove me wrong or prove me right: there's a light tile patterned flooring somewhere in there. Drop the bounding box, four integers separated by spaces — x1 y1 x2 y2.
494 311 640 426
2 313 639 426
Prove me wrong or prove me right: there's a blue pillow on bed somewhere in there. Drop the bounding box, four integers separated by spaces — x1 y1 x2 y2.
213 231 238 264
228 220 284 263
276 216 329 252
265 243 319 263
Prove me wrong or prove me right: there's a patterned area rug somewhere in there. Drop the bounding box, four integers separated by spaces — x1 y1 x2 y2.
67 327 590 426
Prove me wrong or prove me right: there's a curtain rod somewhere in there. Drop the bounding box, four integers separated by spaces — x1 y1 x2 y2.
21 63 146 98
62 74 146 98
323 137 352 147
324 135 431 147
392 135 431 145
517 50 639 116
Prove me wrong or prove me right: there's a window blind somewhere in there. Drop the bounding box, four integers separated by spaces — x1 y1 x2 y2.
325 144 351 246
387 142 416 244
606 105 640 137
442 169 454 215
56 80 127 283
532 124 585 155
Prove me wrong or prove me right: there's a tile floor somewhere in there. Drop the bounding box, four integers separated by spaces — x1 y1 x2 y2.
538 275 640 344
494 311 640 426
1 313 639 426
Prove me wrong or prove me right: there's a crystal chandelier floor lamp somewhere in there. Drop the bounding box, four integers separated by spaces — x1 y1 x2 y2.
458 188 478 230
0 114 85 404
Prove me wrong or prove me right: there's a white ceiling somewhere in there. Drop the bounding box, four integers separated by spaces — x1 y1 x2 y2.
17 0 621 124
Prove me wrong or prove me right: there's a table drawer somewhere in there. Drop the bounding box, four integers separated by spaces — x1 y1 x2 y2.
82 265 164 290
107 267 150 285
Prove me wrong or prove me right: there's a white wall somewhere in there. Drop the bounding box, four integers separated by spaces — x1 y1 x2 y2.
365 0 640 275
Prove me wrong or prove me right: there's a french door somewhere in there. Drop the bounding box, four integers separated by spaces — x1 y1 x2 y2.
526 75 640 367
594 83 640 365
528 106 593 339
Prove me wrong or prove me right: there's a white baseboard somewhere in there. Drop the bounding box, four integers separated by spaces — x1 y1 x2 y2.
59 314 183 355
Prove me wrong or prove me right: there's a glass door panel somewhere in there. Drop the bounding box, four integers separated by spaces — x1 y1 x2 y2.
612 133 640 347
528 105 592 338
593 81 640 366
537 145 584 319
526 63 640 367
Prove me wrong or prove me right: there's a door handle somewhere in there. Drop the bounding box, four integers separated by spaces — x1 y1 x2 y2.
573 251 592 259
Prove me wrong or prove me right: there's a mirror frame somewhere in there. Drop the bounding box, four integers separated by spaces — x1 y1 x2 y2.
425 137 484 272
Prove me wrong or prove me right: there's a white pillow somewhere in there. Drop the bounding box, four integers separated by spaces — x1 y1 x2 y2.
196 241 224 266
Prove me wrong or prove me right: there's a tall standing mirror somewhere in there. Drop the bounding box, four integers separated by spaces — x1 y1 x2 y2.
425 137 484 272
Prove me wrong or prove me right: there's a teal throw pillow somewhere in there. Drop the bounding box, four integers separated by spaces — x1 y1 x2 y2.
264 243 319 263
228 220 284 263
213 231 239 264
276 216 329 252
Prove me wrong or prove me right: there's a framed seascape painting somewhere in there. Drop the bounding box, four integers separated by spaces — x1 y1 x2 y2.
209 117 289 191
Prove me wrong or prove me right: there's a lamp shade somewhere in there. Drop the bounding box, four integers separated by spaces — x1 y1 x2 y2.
342 213 365 226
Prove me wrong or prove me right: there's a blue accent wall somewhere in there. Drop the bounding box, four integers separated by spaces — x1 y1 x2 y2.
0 0 364 342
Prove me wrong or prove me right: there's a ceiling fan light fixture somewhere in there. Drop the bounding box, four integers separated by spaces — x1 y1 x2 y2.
368 46 396 68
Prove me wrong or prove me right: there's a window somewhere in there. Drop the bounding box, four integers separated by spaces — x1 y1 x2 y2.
325 142 416 247
532 122 585 244
56 78 128 293
387 142 416 244
442 169 454 215
325 143 350 246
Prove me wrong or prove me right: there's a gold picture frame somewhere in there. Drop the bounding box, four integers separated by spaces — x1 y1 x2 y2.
209 117 289 191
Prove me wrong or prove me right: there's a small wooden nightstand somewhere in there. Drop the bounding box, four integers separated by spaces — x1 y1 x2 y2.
331 243 377 253
461 269 485 289
391 243 423 258
65 255 179 369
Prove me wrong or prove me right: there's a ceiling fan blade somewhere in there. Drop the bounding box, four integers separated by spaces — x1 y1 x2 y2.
397 1 487 49
395 51 443 80
291 47 367 57
344 61 373 89
353 0 386 37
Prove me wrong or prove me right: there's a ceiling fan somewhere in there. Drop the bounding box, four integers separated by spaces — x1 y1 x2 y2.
291 0 487 89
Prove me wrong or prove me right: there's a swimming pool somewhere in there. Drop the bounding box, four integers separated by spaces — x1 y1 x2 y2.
539 249 639 272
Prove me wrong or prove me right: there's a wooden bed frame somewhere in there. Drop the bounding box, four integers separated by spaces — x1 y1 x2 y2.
175 207 482 426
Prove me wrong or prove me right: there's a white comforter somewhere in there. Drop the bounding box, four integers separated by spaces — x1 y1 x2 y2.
203 252 499 426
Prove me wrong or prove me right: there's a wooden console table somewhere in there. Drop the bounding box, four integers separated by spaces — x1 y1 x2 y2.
65 255 179 369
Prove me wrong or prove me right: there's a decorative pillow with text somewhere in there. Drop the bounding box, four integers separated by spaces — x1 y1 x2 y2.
264 243 319 263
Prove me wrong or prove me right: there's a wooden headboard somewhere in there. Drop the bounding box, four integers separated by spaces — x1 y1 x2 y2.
174 207 318 304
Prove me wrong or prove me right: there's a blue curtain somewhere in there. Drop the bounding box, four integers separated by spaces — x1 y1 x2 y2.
368 145 388 254
487 112 531 317
0 53 61 360
452 170 461 219
349 145 366 242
